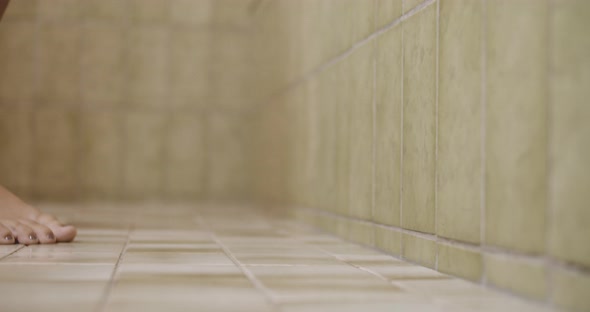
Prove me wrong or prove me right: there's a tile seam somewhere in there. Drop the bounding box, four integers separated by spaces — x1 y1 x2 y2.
292 205 590 276
159 23 172 199
96 227 132 312
0 245 25 261
480 0 488 286
545 0 555 306
196 215 279 309
434 0 440 271
400 0 406 258
251 0 436 116
371 36 377 224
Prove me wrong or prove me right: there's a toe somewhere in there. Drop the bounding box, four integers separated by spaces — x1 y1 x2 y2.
7 221 39 245
0 222 15 244
20 219 56 244
37 213 77 242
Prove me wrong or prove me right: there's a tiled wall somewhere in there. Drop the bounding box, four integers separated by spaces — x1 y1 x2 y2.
0 0 260 201
250 0 590 310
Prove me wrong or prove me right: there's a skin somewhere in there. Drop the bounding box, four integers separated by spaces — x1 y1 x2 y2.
0 185 76 245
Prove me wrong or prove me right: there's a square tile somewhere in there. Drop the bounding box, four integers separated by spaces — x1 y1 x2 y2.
37 24 81 104
548 0 590 268
32 108 78 199
437 244 482 282
485 0 548 253
163 113 205 198
123 112 166 198
436 0 482 244
0 108 32 189
374 26 402 227
484 254 547 300
376 0 403 29
401 233 436 268
78 110 123 198
81 23 125 106
0 21 36 103
401 4 437 233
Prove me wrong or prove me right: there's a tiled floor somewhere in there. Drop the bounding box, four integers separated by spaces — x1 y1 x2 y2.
0 203 558 312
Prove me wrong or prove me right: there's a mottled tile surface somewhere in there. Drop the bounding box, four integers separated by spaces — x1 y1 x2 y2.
0 203 557 312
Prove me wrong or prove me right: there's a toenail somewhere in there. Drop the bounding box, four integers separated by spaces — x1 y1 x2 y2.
29 234 37 241
4 235 12 241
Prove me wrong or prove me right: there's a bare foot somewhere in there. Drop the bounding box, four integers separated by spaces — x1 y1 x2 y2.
0 186 76 245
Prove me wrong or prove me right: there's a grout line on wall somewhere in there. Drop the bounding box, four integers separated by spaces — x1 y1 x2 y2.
434 0 440 272
371 37 377 223
118 0 132 200
160 23 172 200
399 0 406 257
544 0 555 306
254 0 436 115
28 3 42 200
74 9 84 201
480 0 488 286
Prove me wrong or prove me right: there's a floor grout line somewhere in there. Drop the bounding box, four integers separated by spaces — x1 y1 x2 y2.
95 227 132 312
434 0 440 272
0 245 25 261
196 216 280 311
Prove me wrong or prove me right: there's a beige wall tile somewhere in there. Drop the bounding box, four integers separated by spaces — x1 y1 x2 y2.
347 220 375 247
347 45 374 220
32 108 78 199
37 24 81 105
170 0 211 26
402 233 436 268
81 0 126 21
206 114 247 199
374 26 402 227
125 27 168 108
348 0 375 43
402 5 436 234
164 113 205 198
211 0 254 28
318 1 353 66
437 244 482 282
38 0 80 21
123 112 165 198
403 0 425 14
169 31 209 108
210 33 254 110
374 226 402 256
81 24 125 106
2 0 37 20
549 0 590 268
553 268 590 311
78 110 122 198
436 0 481 244
485 254 547 300
0 108 32 189
485 0 547 253
376 0 403 29
129 0 170 24
322 67 348 214
0 21 36 103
